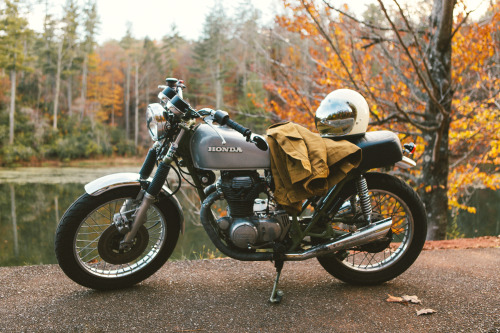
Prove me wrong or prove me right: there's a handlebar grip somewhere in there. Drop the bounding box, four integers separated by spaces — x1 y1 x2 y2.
226 119 251 137
213 110 251 137
213 110 229 125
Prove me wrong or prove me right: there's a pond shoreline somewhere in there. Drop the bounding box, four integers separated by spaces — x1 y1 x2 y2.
0 156 144 169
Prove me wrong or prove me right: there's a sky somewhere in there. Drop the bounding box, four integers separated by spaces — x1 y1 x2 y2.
25 0 381 43
25 0 489 44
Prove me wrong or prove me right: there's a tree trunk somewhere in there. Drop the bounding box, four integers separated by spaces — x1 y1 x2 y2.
67 76 72 116
80 54 88 120
146 71 150 106
9 68 16 145
111 75 115 126
134 61 139 148
215 62 223 109
419 0 455 240
53 40 63 130
125 59 131 140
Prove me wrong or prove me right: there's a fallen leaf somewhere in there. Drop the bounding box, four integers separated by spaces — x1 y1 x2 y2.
416 308 437 316
386 294 404 303
402 295 422 304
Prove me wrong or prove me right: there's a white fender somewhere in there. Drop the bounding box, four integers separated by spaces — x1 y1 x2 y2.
85 172 185 233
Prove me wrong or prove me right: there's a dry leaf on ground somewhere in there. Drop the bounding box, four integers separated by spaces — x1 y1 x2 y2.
416 308 437 316
386 294 422 305
402 295 422 304
386 294 404 303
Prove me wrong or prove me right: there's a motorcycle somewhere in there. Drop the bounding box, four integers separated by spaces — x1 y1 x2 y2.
55 78 427 303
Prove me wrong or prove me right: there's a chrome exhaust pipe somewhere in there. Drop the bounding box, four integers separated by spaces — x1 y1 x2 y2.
284 218 393 261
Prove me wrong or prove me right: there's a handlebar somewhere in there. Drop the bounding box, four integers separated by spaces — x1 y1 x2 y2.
213 110 251 137
211 110 268 151
157 77 268 151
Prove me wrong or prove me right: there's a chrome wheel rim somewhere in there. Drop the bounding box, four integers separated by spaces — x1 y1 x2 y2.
336 189 414 272
73 197 166 278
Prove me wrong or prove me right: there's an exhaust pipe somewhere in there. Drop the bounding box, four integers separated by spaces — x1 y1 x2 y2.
284 218 393 261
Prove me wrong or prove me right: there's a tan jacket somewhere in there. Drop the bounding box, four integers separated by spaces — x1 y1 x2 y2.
266 122 362 213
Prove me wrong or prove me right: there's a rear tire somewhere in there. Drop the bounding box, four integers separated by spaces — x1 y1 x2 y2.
317 173 427 285
55 186 180 290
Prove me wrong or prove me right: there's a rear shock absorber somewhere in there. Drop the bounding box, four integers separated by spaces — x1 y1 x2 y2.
356 175 372 224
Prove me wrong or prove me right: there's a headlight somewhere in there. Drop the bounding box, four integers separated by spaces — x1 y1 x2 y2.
146 103 167 141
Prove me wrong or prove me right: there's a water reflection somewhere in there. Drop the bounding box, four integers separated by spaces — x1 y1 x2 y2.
0 168 217 266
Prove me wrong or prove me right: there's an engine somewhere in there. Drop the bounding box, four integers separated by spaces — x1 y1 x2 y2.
216 171 290 249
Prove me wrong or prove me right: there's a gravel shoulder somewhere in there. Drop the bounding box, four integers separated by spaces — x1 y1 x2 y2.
0 242 498 332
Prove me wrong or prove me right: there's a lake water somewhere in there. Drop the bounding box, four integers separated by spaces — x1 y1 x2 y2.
0 168 498 266
0 167 218 266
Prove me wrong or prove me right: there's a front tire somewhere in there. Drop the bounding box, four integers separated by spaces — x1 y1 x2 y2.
55 186 180 290
317 172 427 285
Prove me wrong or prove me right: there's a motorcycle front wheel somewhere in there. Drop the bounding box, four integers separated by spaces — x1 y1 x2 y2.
55 186 180 290
317 172 427 285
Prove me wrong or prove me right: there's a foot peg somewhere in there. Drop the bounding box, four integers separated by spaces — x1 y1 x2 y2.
269 260 284 304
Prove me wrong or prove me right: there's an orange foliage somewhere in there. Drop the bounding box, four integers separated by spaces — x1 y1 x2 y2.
267 0 499 212
86 52 124 123
448 5 500 209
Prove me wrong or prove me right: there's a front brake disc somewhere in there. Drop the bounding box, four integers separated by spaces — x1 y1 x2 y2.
98 225 149 265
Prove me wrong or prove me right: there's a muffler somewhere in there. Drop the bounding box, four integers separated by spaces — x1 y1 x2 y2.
284 218 393 261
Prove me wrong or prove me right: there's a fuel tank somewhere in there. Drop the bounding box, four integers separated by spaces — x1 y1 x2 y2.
190 124 270 170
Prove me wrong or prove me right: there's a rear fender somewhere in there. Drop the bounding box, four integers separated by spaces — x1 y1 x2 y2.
395 156 417 169
84 173 185 233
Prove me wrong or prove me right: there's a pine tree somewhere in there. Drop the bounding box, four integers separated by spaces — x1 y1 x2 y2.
79 0 99 120
0 0 32 144
192 1 233 109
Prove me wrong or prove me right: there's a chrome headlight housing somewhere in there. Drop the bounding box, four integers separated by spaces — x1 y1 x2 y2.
146 103 167 141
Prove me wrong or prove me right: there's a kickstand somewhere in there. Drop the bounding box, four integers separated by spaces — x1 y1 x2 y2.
269 260 284 304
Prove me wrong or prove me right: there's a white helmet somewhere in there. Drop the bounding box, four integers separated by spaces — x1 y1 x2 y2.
315 89 370 137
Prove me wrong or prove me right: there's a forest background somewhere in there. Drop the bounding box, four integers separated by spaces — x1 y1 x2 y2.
0 0 498 240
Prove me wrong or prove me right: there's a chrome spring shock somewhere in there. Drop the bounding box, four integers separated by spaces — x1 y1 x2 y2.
356 175 372 224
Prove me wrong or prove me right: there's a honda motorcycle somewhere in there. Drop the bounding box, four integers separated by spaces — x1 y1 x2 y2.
55 78 427 303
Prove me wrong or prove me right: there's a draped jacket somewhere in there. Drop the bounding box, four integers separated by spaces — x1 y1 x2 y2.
266 122 362 213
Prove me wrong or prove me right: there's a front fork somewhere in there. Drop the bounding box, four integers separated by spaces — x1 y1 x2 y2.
119 128 186 251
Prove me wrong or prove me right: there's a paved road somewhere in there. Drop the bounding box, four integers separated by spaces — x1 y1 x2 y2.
0 248 498 332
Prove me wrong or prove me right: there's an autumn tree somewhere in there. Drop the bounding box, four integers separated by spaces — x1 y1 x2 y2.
119 23 134 140
0 0 32 144
265 0 499 239
79 0 98 120
192 1 233 109
53 0 80 129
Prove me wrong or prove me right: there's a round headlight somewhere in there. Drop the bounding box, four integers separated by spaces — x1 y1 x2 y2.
146 103 167 141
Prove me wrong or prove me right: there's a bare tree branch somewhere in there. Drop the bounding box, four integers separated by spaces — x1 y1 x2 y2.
395 102 440 131
377 0 450 118
321 0 428 33
392 0 439 93
299 0 362 92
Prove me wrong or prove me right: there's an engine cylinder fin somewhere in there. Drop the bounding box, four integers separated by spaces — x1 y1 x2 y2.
220 171 265 217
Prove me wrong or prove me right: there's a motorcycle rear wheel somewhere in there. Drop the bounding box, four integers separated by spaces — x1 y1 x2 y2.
55 186 180 290
317 172 427 285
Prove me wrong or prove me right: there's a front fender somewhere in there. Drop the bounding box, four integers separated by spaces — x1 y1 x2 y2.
84 172 185 233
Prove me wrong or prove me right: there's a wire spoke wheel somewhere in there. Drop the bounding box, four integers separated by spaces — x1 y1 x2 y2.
55 186 180 290
339 189 413 272
316 173 427 285
74 198 165 278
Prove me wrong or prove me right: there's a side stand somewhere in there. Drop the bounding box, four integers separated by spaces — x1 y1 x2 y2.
269 260 284 304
